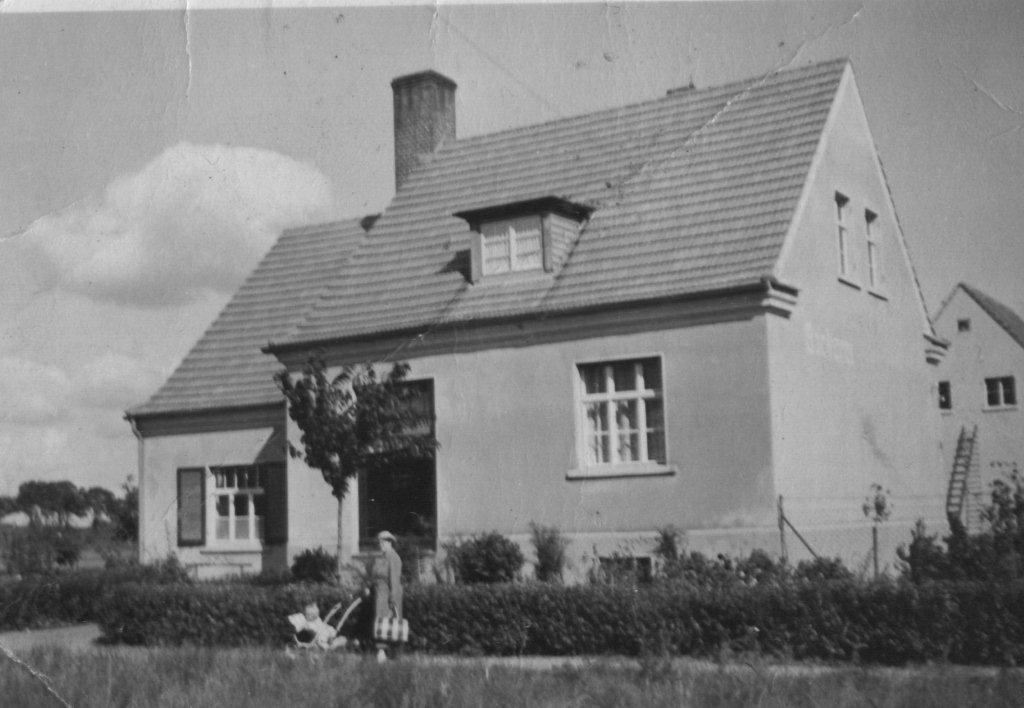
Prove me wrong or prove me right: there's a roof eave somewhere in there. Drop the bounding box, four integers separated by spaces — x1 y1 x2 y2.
266 277 799 357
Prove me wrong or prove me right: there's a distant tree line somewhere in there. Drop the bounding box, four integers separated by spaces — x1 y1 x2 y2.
0 477 138 541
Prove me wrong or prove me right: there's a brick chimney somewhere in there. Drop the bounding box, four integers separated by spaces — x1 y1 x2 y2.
391 70 456 191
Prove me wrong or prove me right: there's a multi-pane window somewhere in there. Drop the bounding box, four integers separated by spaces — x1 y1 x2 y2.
865 209 879 288
482 216 543 274
578 357 665 467
211 465 266 542
985 377 1017 408
835 192 850 278
938 381 951 410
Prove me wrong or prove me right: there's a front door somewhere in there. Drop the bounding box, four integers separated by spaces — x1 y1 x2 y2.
358 380 436 551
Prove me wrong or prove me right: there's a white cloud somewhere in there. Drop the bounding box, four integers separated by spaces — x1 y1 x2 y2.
0 352 165 425
0 424 70 481
0 356 71 425
76 351 167 410
17 142 341 307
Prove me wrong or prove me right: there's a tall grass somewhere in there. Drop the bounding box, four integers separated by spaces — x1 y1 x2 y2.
2 646 1023 707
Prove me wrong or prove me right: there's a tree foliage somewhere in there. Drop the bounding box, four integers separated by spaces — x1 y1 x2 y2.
275 357 438 575
898 468 1024 583
276 357 438 500
16 481 89 525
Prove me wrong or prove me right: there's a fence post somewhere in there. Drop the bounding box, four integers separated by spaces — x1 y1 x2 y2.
778 495 788 565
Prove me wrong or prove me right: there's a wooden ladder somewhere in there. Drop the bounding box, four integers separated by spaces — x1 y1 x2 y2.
946 424 978 528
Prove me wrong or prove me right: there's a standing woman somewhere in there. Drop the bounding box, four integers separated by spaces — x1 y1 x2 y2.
372 530 403 662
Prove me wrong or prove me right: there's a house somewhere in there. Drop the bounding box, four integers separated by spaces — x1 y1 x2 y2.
934 283 1024 532
128 59 948 579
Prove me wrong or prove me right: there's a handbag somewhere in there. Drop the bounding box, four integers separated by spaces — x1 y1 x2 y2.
373 615 409 643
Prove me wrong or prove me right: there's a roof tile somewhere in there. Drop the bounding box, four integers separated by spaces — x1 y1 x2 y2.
129 222 362 416
284 59 847 345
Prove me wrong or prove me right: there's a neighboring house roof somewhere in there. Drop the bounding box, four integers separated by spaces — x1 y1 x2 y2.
957 283 1024 351
274 58 850 349
129 221 364 417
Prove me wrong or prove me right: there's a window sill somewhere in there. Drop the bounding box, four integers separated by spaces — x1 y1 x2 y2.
475 269 551 284
199 544 264 554
867 288 888 301
837 275 861 290
983 405 1018 413
940 409 952 416
566 464 676 480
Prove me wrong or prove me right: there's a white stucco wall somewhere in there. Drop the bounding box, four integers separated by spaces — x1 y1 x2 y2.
291 299 779 569
769 66 946 566
935 288 1024 517
136 406 292 575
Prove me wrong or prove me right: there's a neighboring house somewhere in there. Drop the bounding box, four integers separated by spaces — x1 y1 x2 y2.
934 283 1024 532
128 59 947 579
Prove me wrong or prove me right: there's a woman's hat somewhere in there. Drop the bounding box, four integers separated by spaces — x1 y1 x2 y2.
377 530 397 543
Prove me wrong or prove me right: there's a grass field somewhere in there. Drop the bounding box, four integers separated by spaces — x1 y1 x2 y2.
2 646 1023 707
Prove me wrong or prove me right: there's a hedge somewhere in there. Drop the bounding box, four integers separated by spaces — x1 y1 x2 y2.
94 579 1024 666
0 560 190 631
97 583 361 647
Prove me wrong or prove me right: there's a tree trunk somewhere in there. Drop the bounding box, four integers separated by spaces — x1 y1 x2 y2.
336 495 345 581
872 522 880 577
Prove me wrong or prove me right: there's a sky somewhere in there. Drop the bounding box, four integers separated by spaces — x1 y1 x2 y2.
1 1 1023 496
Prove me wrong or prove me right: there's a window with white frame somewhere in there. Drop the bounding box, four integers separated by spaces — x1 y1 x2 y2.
481 215 543 275
210 465 266 543
985 376 1017 408
835 192 851 278
578 357 666 468
865 209 880 289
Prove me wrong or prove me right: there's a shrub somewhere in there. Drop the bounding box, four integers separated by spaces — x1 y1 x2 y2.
529 523 568 583
444 532 525 584
734 549 788 586
792 556 853 583
97 583 351 646
653 526 682 561
900 471 1024 584
0 558 190 631
290 547 338 584
104 555 192 585
93 578 1024 665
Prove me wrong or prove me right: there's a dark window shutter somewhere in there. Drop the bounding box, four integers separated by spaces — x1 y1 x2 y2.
177 467 205 547
263 462 288 545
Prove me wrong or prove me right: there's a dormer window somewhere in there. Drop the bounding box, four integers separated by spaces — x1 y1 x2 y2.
454 196 594 283
482 215 543 274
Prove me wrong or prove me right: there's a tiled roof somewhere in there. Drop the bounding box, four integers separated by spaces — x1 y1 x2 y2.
279 58 849 348
129 221 363 416
960 283 1024 351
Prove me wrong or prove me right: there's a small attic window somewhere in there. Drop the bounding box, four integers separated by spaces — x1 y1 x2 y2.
957 319 971 332
482 215 543 274
454 196 594 283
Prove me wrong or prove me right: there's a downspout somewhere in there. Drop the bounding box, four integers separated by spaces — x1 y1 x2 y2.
126 414 144 563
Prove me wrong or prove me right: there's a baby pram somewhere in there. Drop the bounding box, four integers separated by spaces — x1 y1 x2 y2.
288 597 363 651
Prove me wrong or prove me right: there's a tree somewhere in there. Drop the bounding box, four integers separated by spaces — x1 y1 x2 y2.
275 357 438 578
84 486 117 519
0 495 17 519
862 483 891 579
111 476 139 542
16 481 88 526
